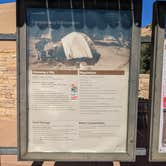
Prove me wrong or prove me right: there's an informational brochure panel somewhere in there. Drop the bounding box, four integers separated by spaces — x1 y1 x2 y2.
159 17 166 153
27 9 132 153
149 1 166 161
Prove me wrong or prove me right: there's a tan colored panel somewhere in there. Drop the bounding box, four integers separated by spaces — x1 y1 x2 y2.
0 41 16 52
0 3 16 34
1 155 32 166
0 52 16 121
0 120 16 147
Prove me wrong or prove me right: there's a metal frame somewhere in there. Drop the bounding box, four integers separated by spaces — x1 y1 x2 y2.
0 147 18 155
0 34 16 41
17 0 142 162
149 1 166 162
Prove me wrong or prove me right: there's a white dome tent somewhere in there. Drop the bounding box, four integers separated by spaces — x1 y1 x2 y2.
62 32 93 60
36 32 100 65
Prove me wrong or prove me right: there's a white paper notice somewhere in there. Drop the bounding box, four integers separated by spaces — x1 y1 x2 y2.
28 70 128 153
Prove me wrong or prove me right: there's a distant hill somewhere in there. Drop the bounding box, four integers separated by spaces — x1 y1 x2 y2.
0 2 16 34
141 24 152 36
141 24 152 43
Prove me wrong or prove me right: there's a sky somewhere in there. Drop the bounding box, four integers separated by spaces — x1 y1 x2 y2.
0 0 156 27
142 0 156 26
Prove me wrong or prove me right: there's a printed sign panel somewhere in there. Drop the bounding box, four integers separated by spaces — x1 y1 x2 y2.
159 17 166 153
17 0 142 161
27 8 132 153
149 1 166 161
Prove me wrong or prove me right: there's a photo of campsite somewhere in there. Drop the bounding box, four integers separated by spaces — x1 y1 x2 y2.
27 9 132 71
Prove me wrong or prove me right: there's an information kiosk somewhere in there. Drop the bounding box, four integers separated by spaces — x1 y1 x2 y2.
17 0 142 161
150 1 166 161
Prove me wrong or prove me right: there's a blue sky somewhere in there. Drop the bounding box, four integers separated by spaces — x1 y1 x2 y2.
0 0 15 3
0 0 156 27
142 0 156 26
